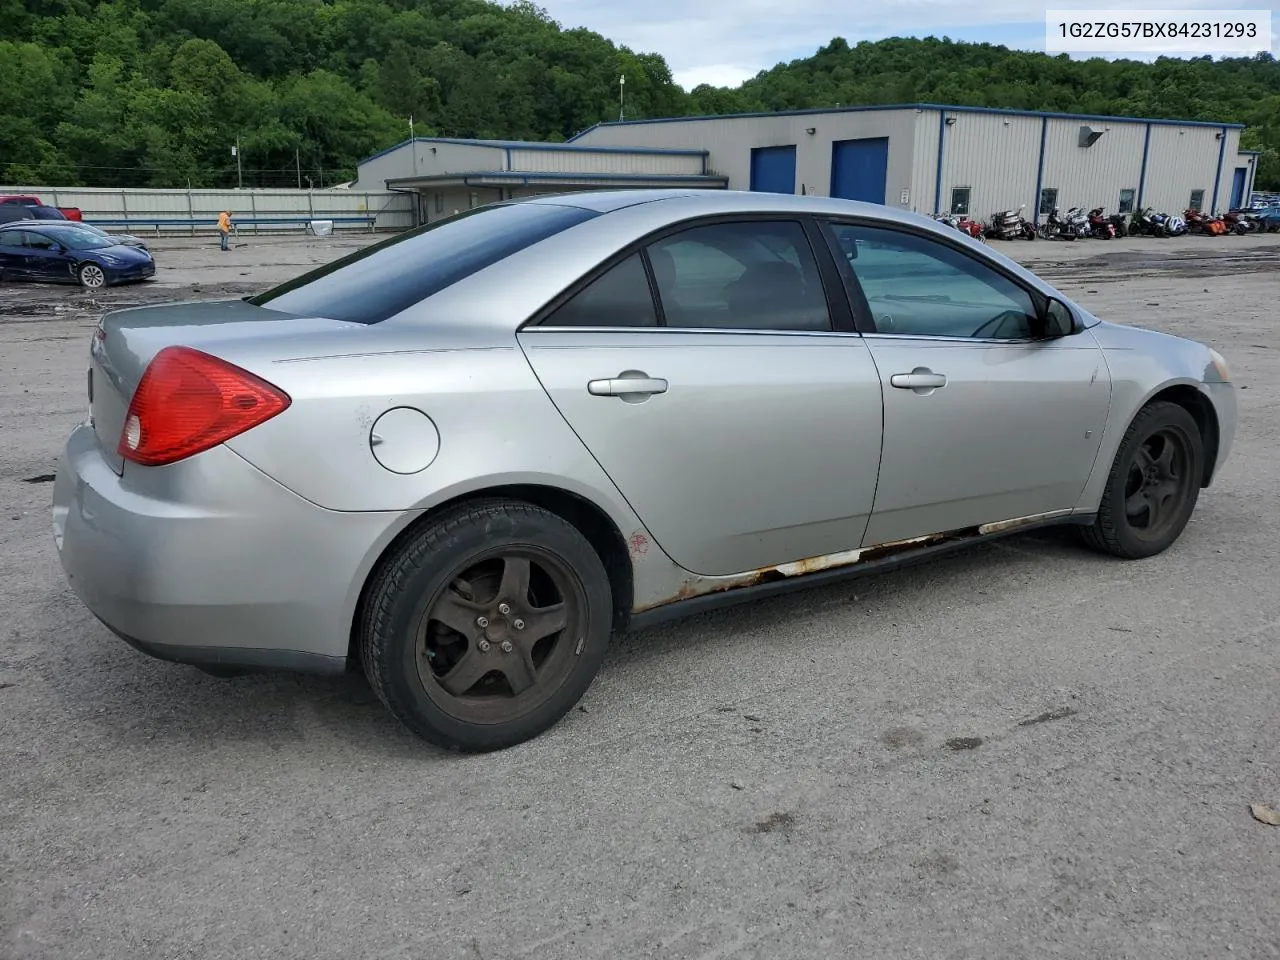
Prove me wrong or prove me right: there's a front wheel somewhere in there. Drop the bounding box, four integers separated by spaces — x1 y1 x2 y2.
78 262 106 289
1079 401 1204 560
360 499 613 752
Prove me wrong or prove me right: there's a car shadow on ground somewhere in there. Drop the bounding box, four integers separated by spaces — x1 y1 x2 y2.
37 528 1108 760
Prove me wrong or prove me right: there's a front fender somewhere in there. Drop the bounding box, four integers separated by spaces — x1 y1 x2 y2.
1072 322 1235 512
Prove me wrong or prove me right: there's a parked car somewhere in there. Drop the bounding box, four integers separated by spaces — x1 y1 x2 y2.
0 221 155 288
0 203 67 224
51 190 1237 752
74 221 150 251
0 193 83 221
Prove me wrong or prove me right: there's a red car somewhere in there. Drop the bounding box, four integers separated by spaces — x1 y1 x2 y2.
0 194 82 221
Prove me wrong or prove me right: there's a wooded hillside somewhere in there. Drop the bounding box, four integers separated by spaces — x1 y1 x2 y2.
2 0 1276 189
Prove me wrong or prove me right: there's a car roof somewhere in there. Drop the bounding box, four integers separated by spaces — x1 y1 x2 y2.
519 188 946 231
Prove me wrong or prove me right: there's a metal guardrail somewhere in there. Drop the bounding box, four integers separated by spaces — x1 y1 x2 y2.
83 215 381 235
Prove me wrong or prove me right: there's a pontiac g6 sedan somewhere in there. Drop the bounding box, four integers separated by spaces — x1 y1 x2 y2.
53 189 1236 751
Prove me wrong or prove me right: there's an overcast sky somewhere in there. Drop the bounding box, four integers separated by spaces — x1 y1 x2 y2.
533 0 1278 89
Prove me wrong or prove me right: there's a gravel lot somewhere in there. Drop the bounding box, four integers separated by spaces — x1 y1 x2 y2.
2 230 1278 960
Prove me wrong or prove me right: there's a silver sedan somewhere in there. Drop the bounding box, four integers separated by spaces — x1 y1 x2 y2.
52 189 1237 751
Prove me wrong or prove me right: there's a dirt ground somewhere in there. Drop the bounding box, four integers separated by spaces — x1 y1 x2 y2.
2 229 1279 960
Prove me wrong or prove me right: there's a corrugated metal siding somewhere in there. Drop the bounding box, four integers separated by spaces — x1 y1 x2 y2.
508 149 702 175
572 109 921 207
912 110 941 214
0 185 416 231
939 112 1042 220
1039 118 1145 216
1142 125 1228 214
355 142 503 187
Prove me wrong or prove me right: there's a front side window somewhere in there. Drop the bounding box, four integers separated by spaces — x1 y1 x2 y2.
542 253 657 327
645 220 832 331
1118 189 1136 214
250 201 597 324
25 232 59 251
950 187 970 216
823 222 1042 340
1189 189 1205 211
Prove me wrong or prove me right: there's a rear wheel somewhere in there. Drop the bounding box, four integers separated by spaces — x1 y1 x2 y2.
78 262 106 289
1080 401 1203 560
360 499 613 752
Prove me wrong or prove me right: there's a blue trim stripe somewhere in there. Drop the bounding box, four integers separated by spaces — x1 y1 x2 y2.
1033 116 1048 223
568 101 1246 142
386 171 728 185
1210 126 1228 214
932 112 946 215
1136 123 1152 210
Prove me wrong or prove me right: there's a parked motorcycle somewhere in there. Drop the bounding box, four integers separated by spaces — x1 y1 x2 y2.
1088 206 1116 239
1185 208 1229 235
986 205 1029 241
1038 207 1076 240
1063 206 1092 239
1222 209 1258 235
1129 207 1169 237
934 213 986 241
1164 214 1187 236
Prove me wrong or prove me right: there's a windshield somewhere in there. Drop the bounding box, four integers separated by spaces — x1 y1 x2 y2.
249 201 598 324
54 228 113 250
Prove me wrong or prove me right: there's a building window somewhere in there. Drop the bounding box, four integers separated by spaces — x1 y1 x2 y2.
1039 188 1059 216
950 187 971 216
434 193 443 214
1189 189 1205 211
468 191 479 209
1118 189 1135 214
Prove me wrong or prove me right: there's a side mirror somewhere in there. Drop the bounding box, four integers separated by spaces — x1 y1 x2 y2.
1043 297 1076 337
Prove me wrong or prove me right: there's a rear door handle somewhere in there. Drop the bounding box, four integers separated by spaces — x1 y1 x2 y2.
587 376 668 397
890 370 947 390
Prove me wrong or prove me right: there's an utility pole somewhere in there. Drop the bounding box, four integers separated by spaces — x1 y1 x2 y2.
618 73 625 122
233 137 242 189
295 148 301 189
410 115 417 175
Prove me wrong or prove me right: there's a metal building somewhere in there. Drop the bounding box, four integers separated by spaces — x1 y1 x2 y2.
353 103 1257 225
569 104 1254 222
353 137 726 223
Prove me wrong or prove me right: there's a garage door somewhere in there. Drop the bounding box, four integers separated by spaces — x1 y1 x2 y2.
749 145 797 194
830 137 888 204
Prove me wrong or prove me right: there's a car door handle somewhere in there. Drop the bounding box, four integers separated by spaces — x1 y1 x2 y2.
587 376 668 397
890 370 947 390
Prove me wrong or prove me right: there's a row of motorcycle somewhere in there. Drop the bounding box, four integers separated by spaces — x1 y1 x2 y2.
935 204 1273 242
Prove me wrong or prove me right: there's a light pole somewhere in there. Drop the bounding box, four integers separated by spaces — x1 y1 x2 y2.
232 138 242 189
618 73 625 122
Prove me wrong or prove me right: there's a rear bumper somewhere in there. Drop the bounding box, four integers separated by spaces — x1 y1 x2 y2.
52 422 404 674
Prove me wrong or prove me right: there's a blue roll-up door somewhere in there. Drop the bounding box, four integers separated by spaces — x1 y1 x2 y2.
749 145 797 194
1231 167 1247 209
830 137 889 204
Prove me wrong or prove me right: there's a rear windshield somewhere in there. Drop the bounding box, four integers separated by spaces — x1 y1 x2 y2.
249 201 598 324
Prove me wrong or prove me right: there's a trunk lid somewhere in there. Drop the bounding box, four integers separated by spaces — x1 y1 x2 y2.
88 298 358 474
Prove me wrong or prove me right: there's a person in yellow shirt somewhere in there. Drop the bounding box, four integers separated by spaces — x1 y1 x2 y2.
217 210 232 251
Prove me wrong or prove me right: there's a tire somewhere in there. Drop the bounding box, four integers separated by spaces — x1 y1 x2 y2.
1079 401 1204 560
360 498 613 752
78 262 106 289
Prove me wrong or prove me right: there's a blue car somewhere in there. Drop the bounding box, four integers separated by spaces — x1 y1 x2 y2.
0 221 155 289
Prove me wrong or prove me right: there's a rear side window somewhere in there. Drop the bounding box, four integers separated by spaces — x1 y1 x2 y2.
543 253 657 327
249 201 598 324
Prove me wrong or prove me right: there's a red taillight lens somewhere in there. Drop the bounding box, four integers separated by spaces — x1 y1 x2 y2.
118 346 290 466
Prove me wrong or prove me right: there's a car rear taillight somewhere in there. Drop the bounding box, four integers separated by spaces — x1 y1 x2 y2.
118 346 290 466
